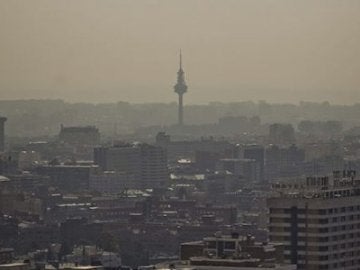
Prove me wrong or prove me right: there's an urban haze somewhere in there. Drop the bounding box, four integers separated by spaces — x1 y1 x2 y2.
1 1 360 270
1 1 360 104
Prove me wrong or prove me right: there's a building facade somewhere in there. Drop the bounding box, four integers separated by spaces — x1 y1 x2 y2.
94 143 168 189
244 145 265 183
59 125 100 145
268 170 360 269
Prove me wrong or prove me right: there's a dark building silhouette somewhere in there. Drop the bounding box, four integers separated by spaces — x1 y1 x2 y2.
94 143 141 174
216 158 258 182
0 117 7 152
265 144 305 181
94 143 168 189
244 145 265 183
59 125 100 145
156 132 234 162
269 123 295 146
35 164 97 191
195 151 222 171
173 51 188 126
156 132 170 145
180 233 286 267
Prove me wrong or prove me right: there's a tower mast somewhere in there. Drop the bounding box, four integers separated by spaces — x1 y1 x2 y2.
173 50 188 126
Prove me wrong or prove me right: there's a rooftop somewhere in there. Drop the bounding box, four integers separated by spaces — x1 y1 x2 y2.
60 126 99 132
271 171 360 200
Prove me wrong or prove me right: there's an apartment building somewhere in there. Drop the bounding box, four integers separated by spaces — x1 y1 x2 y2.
268 170 360 269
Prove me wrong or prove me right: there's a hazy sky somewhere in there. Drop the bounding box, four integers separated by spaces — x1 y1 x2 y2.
0 0 360 104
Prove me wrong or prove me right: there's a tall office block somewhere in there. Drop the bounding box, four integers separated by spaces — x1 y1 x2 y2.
94 143 168 189
244 145 265 182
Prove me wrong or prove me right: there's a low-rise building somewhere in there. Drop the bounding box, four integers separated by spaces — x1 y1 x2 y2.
176 232 295 270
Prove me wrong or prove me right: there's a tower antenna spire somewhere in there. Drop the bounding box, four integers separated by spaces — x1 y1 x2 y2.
179 49 182 70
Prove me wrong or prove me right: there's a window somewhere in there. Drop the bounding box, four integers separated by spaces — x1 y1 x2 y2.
224 241 235 250
319 246 328 251
319 218 329 224
319 237 329 242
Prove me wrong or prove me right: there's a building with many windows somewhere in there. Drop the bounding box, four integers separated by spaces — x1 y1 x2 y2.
268 170 360 269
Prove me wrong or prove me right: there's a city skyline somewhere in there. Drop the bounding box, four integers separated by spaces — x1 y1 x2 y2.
2 2 360 269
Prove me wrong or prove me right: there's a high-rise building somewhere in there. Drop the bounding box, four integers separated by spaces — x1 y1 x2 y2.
268 170 360 269
140 144 168 188
94 143 168 189
173 51 188 126
216 158 258 182
0 117 7 152
59 125 100 145
94 143 141 179
89 171 135 193
155 132 234 163
244 145 265 183
269 123 296 146
265 144 305 182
